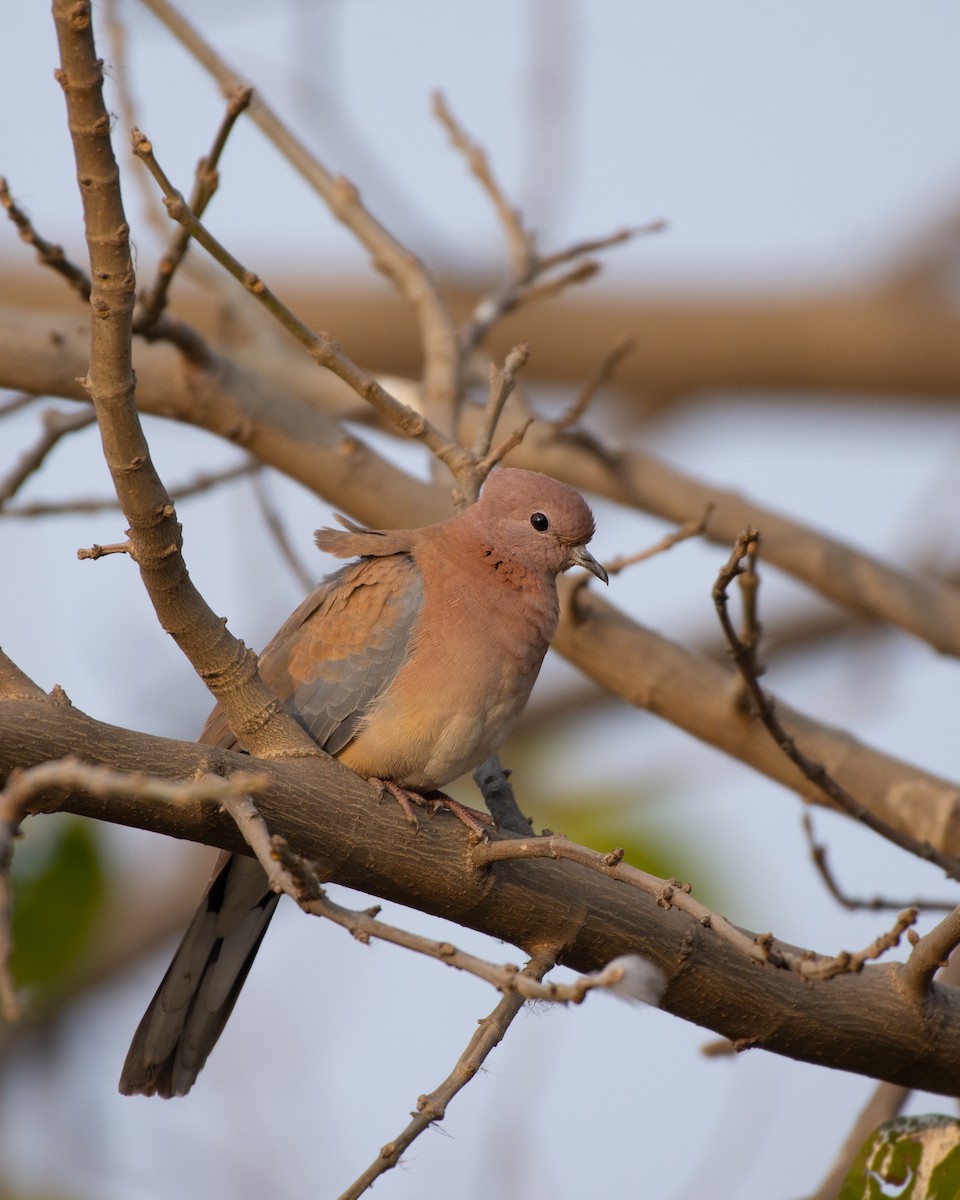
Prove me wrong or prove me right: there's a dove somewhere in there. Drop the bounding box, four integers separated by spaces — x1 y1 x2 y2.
120 467 606 1097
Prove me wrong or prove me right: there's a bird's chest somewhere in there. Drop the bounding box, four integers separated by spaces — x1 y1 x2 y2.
343 557 557 789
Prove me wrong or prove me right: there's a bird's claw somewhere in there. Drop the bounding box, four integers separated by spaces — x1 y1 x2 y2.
368 779 492 842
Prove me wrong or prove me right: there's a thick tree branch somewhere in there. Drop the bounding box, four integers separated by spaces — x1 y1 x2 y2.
2 693 960 1098
52 0 319 762
7 300 960 661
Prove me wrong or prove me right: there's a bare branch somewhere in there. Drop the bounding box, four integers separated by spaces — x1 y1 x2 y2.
250 471 314 592
712 530 960 882
130 128 475 484
471 833 917 982
553 334 636 433
135 85 253 330
3 458 261 520
138 0 460 435
5 696 960 1096
803 813 955 913
432 90 535 279
901 906 960 999
52 0 320 762
0 407 96 506
0 176 91 302
470 342 531 468
338 950 555 1200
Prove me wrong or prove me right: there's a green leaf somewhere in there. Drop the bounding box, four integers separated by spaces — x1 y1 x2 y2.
839 1115 960 1200
10 817 106 1004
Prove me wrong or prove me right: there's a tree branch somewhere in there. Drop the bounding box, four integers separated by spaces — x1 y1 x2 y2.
52 0 320 762
3 692 960 1098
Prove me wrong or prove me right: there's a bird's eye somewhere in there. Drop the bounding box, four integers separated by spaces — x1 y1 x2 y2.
530 512 550 532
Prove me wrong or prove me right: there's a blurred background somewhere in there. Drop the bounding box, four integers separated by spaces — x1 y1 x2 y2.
3 2 960 1197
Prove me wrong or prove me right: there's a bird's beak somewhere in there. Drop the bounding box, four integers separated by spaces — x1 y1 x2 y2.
569 545 609 584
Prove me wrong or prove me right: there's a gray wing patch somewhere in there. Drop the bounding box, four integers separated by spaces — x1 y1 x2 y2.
257 555 423 756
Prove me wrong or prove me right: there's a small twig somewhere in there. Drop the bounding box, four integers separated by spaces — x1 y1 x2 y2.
568 506 712 609
2 458 261 520
0 759 269 1021
432 91 535 279
470 343 531 468
472 756 531 835
135 85 253 329
76 541 132 561
713 530 960 885
509 259 601 311
803 813 955 913
0 408 97 507
130 128 475 486
901 906 960 999
338 949 556 1200
476 417 535 477
536 221 666 273
250 470 314 592
553 335 636 434
0 177 91 301
221 801 650 1005
799 907 918 982
604 505 714 579
457 191 662 357
804 1080 911 1200
138 0 459 436
472 834 777 969
472 833 917 981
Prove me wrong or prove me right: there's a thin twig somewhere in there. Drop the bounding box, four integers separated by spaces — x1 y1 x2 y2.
802 813 955 913
135 84 253 329
137 0 460 436
470 343 531 468
0 177 91 301
471 833 917 981
76 541 132 561
220 801 649 1005
250 471 315 592
130 128 475 485
432 90 535 279
338 950 556 1200
537 221 666 274
0 408 97 506
604 505 714 578
1 458 261 520
568 506 712 608
553 335 637 434
713 530 960 885
459 225 662 356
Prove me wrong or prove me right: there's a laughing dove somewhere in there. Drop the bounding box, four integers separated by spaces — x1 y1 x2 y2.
119 467 606 1097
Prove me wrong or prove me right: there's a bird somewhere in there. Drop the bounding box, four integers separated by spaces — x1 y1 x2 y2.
119 467 607 1097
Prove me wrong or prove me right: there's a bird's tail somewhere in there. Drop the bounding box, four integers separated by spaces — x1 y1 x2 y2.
118 852 280 1098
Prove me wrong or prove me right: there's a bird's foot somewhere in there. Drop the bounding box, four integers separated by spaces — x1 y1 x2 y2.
421 791 493 842
368 779 492 842
369 778 423 829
